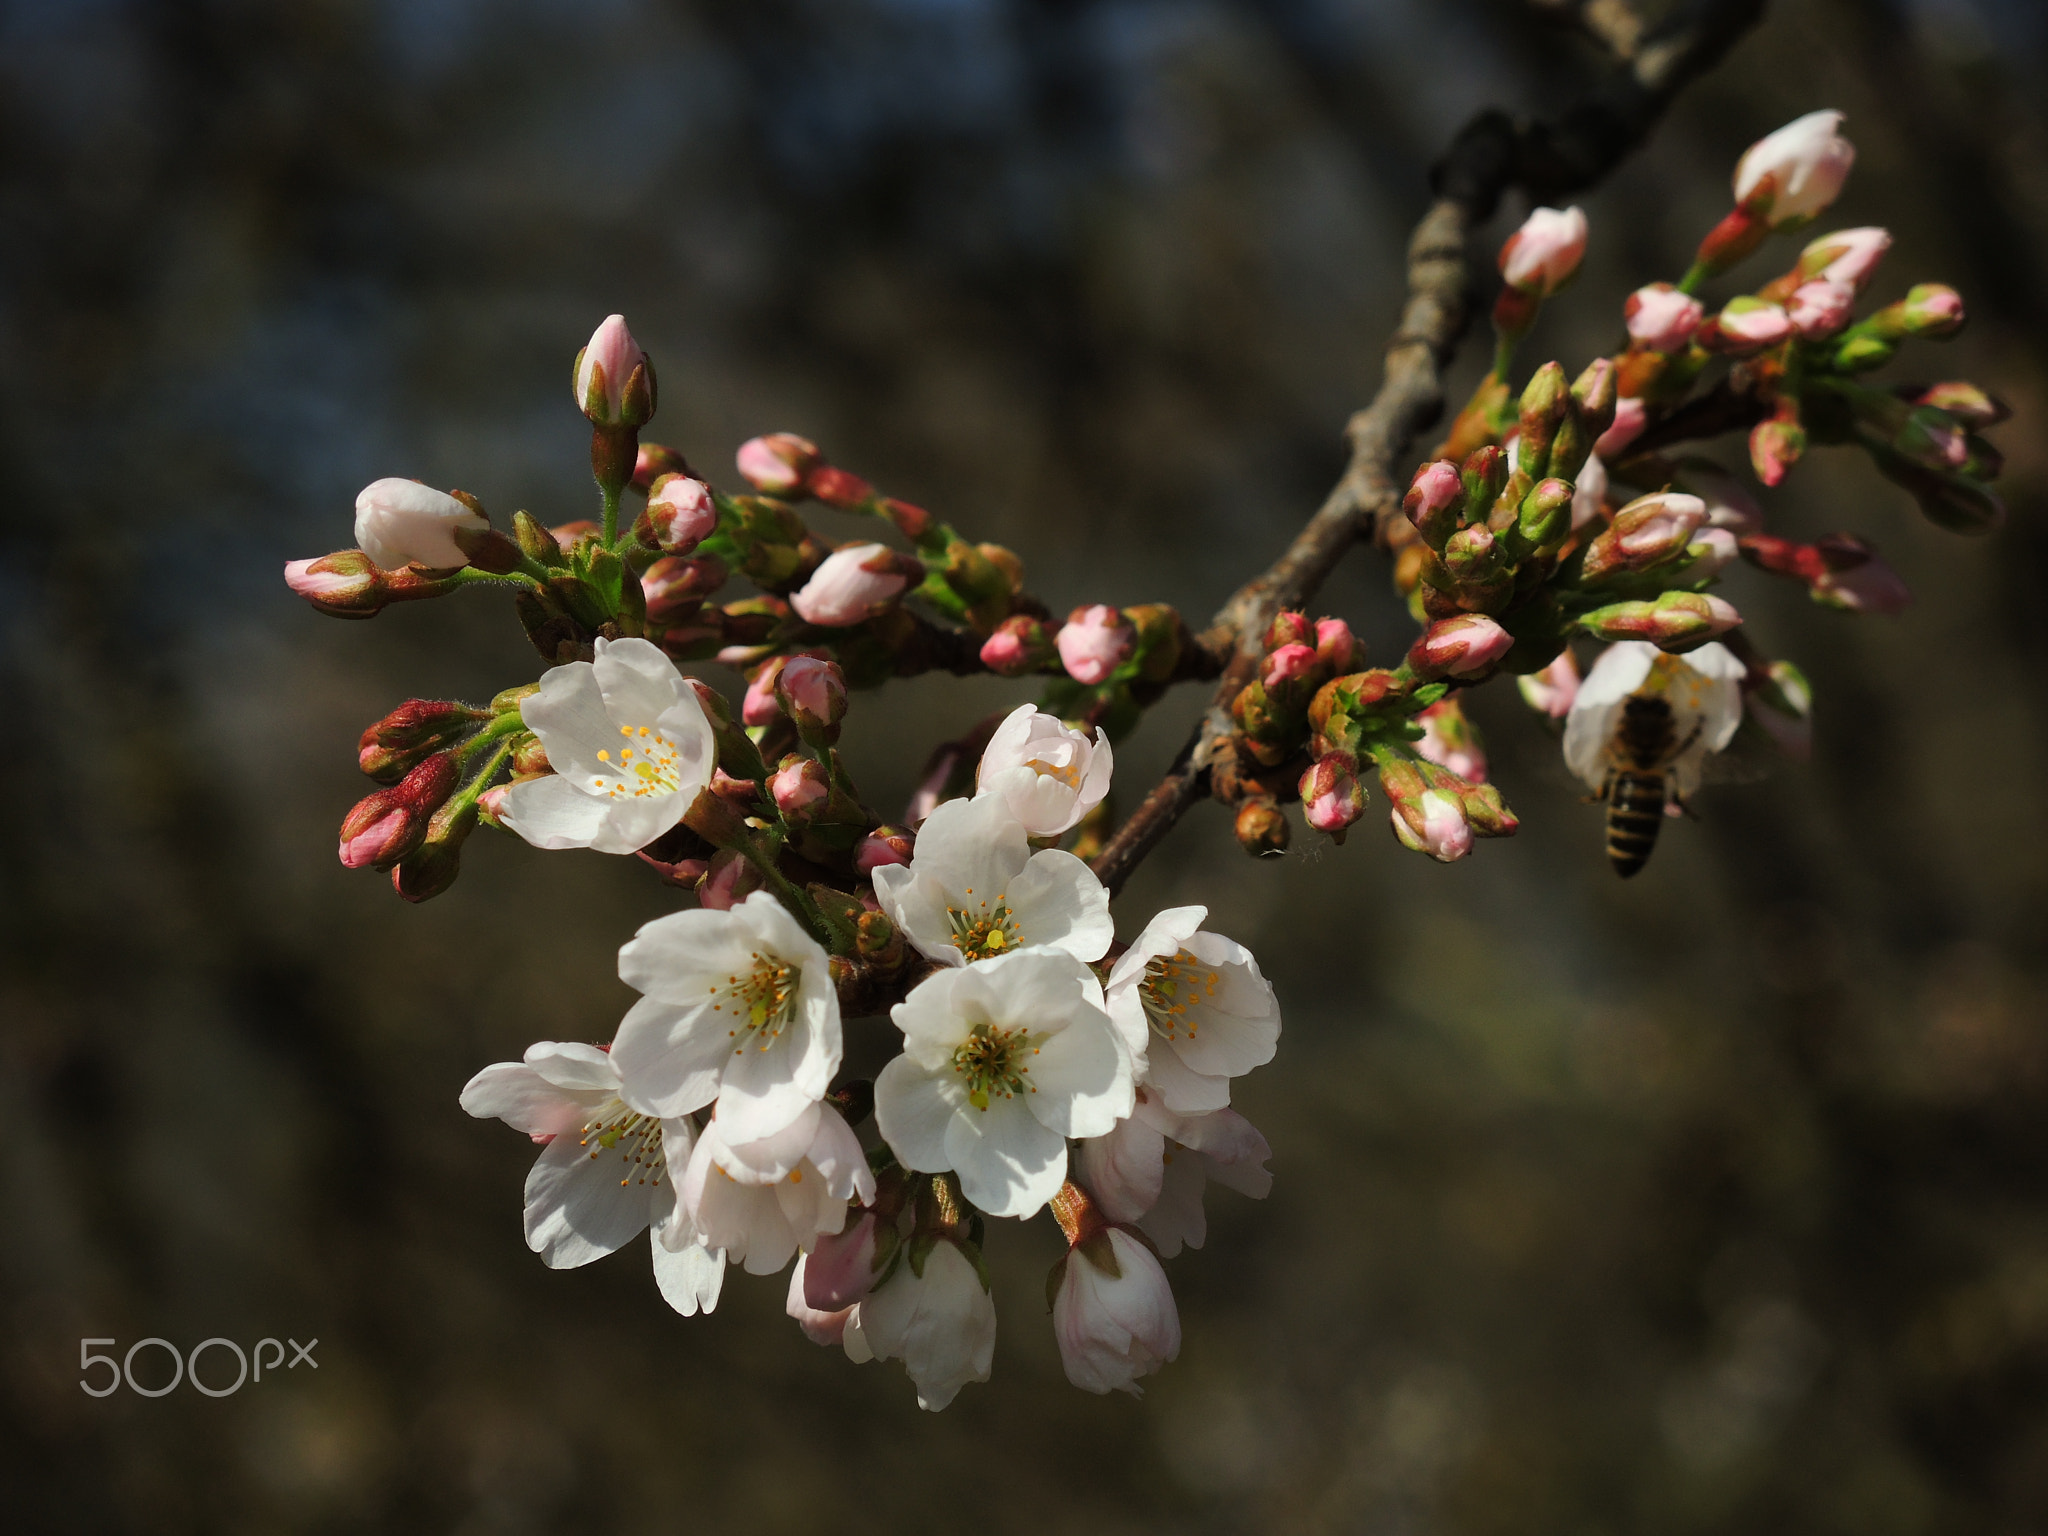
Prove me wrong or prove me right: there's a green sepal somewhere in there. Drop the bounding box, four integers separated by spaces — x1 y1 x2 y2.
807 883 868 955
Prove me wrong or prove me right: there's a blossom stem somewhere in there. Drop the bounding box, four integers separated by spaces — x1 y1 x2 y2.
600 482 621 549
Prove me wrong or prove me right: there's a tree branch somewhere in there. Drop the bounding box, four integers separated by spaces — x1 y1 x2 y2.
1087 0 1769 897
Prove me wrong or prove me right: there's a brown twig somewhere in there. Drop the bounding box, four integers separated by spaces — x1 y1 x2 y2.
1530 0 1649 61
1087 0 1769 897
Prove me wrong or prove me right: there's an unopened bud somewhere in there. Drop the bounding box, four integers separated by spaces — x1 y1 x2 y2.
1734 110 1855 230
285 550 383 616
698 848 767 911
1895 405 1970 471
1442 523 1503 583
790 542 914 628
1786 279 1855 339
1390 789 1472 863
1404 460 1465 547
1577 590 1742 650
1056 604 1135 687
777 654 848 737
1701 296 1793 354
1624 283 1706 353
1685 527 1740 582
641 554 728 623
1516 362 1570 478
805 1211 891 1313
1314 617 1356 674
1414 699 1486 783
1796 226 1889 290
1498 206 1588 298
631 442 689 490
769 755 832 823
1593 397 1648 459
391 797 479 904
1517 477 1574 549
1299 752 1365 841
1406 614 1513 681
338 751 460 870
1750 410 1807 487
855 825 915 877
980 614 1057 677
572 314 655 429
1233 798 1290 856
1901 283 1964 337
1261 643 1319 692
1264 610 1313 651
1810 536 1911 614
881 497 933 540
357 699 484 782
636 475 718 554
736 433 821 495
743 657 789 727
1914 382 2007 428
806 464 876 510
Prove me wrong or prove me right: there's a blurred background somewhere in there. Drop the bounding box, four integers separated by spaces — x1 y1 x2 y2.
3 0 2046 1530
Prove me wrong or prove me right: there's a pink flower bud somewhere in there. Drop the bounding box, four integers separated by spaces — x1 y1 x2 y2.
1705 297 1794 352
1392 790 1473 863
735 433 821 495
1516 649 1580 719
1498 205 1588 296
1056 604 1135 686
353 478 489 571
1734 110 1855 228
1593 397 1648 459
790 542 912 627
742 658 787 727
806 464 875 510
640 554 727 622
769 756 830 820
1624 283 1705 353
1300 751 1366 837
1414 700 1487 783
1786 279 1855 339
285 551 379 610
336 751 458 870
1811 538 1912 614
776 654 847 732
855 825 914 876
1616 492 1706 561
1404 459 1465 545
804 1211 884 1312
1053 1227 1181 1396
979 614 1056 677
786 1260 853 1349
631 442 688 491
1902 283 1965 336
1262 643 1318 691
698 848 765 911
711 768 760 806
477 783 513 824
1406 614 1512 681
1264 611 1313 650
1314 617 1356 674
358 698 482 781
1800 226 1890 290
1686 527 1740 581
639 474 717 554
572 313 654 428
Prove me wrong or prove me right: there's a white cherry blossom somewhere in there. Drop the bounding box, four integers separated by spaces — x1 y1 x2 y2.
498 637 715 855
874 948 1131 1218
611 889 840 1143
843 1238 995 1412
459 1040 725 1317
353 477 488 570
871 792 1112 967
671 1101 873 1276
1053 1228 1181 1396
1075 1091 1272 1258
1103 906 1280 1114
974 703 1113 837
1562 640 1746 798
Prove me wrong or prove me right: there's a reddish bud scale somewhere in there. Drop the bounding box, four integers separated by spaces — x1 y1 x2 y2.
358 699 483 782
338 750 461 870
806 465 875 510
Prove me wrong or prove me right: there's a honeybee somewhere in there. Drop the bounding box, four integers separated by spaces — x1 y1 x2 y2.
1596 694 1701 878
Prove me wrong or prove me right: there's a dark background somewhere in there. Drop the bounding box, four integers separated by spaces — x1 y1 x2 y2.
4 0 2046 1531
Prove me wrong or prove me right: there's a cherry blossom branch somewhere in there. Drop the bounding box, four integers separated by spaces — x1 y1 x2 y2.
1530 0 1649 61
1087 0 1769 897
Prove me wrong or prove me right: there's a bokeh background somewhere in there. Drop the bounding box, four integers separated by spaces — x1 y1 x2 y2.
4 0 2046 1530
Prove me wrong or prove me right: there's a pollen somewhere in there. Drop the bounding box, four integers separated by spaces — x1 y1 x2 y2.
587 719 689 801
578 1102 666 1187
947 897 1022 961
707 951 800 1054
1140 948 1221 1042
1024 749 1085 790
952 1022 1037 1110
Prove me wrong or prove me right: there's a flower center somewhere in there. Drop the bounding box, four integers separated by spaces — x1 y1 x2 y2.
580 1099 666 1188
1023 748 1084 790
1140 949 1220 1042
709 951 799 1053
947 895 1022 960
951 1022 1040 1111
590 722 687 800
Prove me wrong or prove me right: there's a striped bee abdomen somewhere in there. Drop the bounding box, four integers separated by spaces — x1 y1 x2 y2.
1605 769 1668 878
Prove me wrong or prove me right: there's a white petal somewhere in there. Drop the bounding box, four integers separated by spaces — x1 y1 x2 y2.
588 792 689 855
618 907 764 1003
459 1063 594 1137
1137 1144 1210 1258
523 1133 653 1267
1027 1008 1132 1140
1075 1113 1167 1224
519 660 617 782
592 636 693 725
1003 850 1113 962
711 1103 823 1183
943 1092 1068 1218
874 1056 963 1172
499 773 611 851
523 1040 620 1092
1143 1038 1232 1114
805 1106 877 1205
649 1214 725 1316
1106 906 1208 994
610 995 728 1118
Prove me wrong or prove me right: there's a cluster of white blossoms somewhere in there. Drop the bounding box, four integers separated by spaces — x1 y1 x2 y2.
463 661 1280 1408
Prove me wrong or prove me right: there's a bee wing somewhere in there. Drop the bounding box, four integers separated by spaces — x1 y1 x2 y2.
1696 718 1784 787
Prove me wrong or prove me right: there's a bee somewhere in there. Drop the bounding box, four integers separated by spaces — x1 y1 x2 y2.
1596 695 1702 878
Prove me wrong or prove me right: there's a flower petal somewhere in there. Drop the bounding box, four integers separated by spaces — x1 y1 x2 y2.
459 1063 595 1137
610 995 728 1118
873 1055 961 1172
523 1133 653 1267
498 773 612 851
943 1092 1067 1218
1004 849 1113 962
